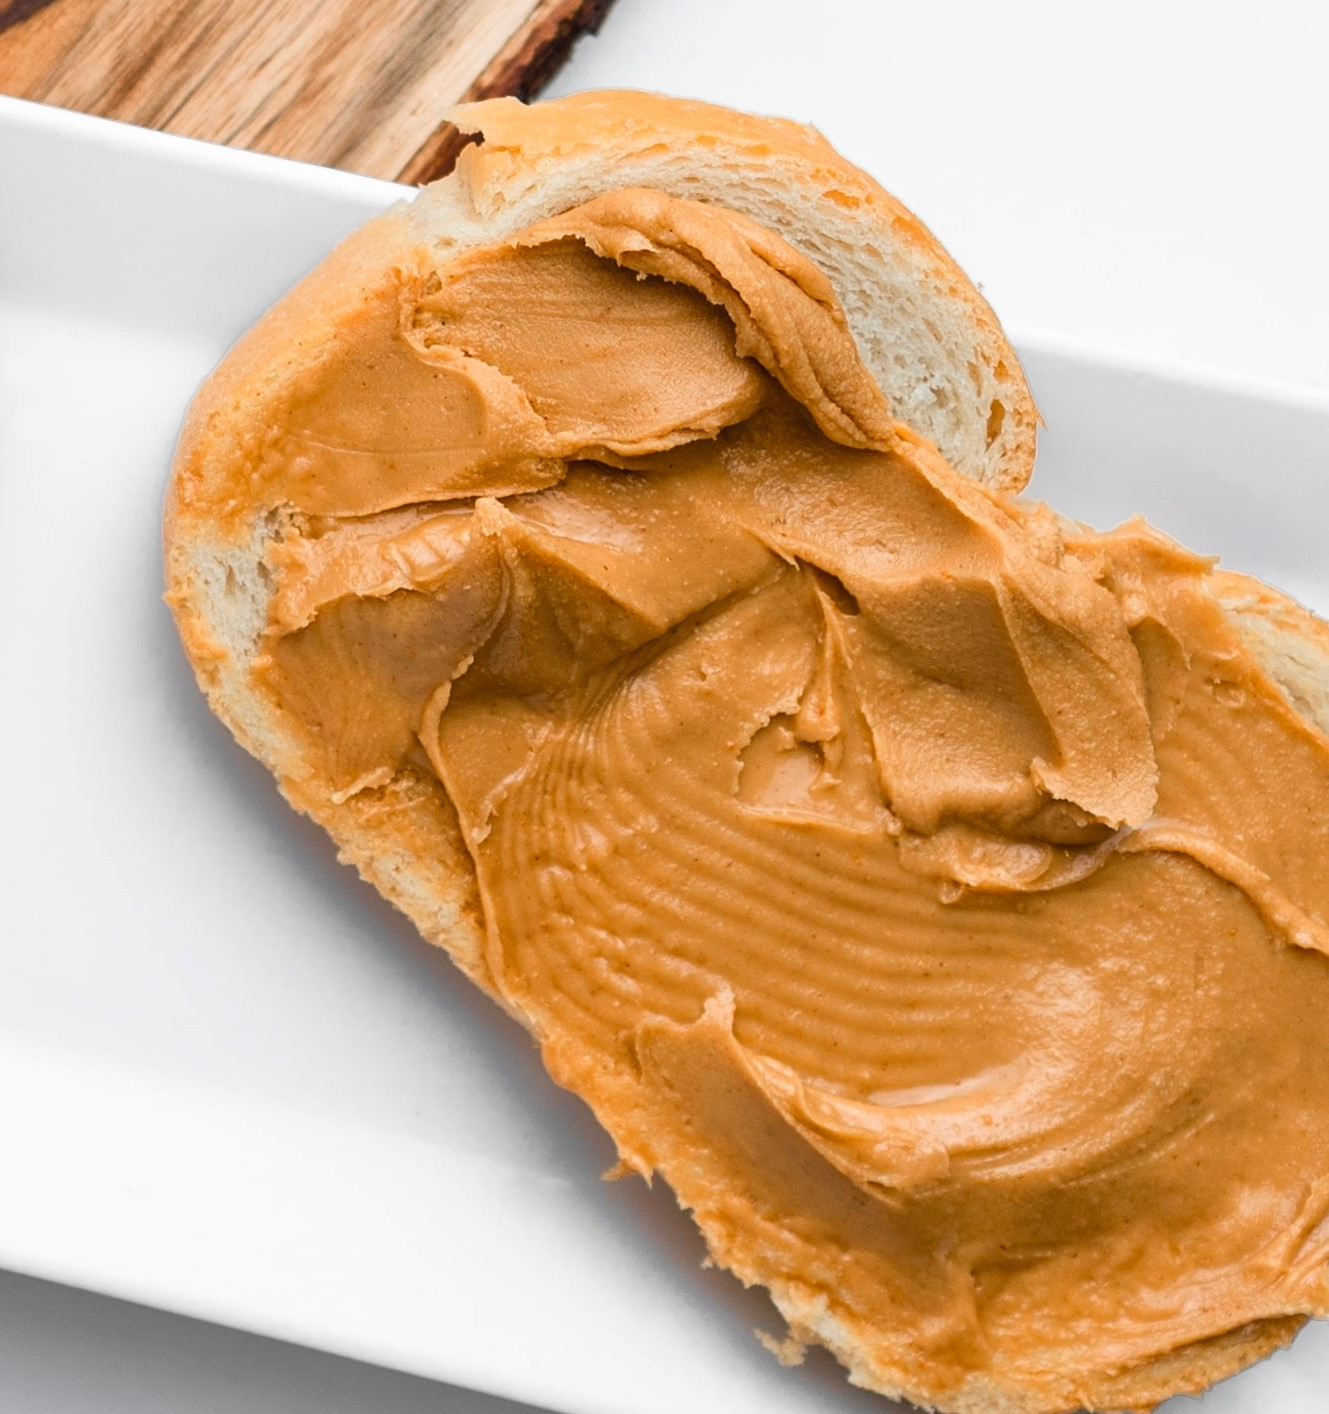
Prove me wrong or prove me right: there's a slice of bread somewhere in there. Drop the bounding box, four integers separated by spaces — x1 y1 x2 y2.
165 89 1041 993
165 90 1329 1414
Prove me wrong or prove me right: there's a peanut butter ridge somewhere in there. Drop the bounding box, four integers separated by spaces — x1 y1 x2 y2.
245 190 1329 1412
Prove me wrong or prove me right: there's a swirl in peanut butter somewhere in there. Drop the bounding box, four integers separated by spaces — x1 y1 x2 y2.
251 190 1329 1412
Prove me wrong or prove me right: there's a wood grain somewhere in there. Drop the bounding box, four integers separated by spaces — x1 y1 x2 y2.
0 0 58 42
0 0 616 181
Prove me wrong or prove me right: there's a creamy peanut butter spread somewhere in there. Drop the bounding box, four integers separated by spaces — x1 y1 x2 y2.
247 190 1329 1408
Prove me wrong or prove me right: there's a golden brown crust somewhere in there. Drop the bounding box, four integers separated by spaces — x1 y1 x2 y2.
449 88 995 277
441 91 1039 493
164 211 492 984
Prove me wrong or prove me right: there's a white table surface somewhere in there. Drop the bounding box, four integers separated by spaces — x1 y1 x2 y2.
4 1 1326 1410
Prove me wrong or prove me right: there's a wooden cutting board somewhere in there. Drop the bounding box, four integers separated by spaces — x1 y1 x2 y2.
0 0 616 182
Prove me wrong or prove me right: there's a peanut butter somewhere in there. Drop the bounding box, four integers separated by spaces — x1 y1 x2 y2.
247 190 1329 1410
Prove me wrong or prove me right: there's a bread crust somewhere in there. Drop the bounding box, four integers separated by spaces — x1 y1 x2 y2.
164 90 1323 1414
438 90 1040 493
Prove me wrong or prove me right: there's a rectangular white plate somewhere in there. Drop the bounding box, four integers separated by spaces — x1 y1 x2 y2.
2 96 1328 1414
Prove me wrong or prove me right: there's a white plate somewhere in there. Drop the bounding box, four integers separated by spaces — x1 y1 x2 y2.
2 96 1328 1414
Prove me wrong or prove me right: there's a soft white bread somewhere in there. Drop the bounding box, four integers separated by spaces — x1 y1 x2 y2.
165 90 1329 1414
426 92 1040 493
